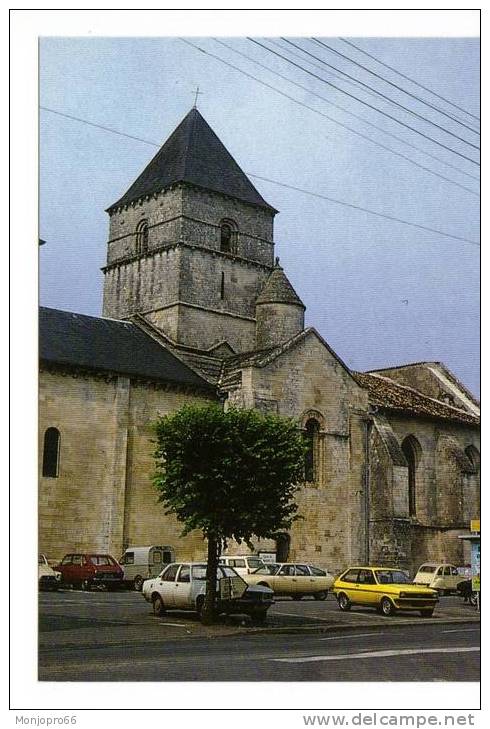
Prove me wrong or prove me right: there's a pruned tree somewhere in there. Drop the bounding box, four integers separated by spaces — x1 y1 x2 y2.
153 404 305 624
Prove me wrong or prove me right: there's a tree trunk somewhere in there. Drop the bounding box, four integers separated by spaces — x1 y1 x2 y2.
201 534 220 625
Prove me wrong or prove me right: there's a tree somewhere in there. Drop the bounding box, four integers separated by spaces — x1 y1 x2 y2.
153 404 305 624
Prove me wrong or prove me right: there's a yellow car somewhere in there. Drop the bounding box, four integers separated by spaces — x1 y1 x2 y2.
333 566 438 617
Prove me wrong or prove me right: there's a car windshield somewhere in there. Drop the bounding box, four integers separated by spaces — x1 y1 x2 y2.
374 570 410 584
247 558 264 569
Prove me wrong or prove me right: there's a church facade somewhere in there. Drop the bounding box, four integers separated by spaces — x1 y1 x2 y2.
39 109 480 575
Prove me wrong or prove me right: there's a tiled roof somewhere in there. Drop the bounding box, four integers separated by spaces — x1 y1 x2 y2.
256 262 305 307
354 372 479 425
39 307 213 390
108 108 276 212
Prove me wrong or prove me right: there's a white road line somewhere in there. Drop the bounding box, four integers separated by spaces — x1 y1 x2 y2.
272 646 480 664
159 622 190 628
318 633 382 641
442 628 480 633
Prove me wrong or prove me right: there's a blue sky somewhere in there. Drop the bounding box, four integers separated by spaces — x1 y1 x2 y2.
39 35 480 395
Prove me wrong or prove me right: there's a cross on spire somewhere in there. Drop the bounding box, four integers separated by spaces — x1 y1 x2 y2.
192 86 203 108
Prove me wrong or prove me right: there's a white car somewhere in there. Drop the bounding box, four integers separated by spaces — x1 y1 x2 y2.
142 562 274 623
38 554 62 591
218 555 266 575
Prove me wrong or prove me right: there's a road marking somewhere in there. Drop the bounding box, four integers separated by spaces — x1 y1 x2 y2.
158 622 190 628
442 628 480 633
318 633 382 641
272 646 480 664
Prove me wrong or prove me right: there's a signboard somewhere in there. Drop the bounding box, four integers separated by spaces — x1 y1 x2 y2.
471 540 480 592
470 519 480 533
258 552 276 564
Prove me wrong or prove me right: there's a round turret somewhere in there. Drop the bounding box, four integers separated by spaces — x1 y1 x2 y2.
255 258 305 349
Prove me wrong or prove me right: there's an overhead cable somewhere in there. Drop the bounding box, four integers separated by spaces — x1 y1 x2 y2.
340 37 480 123
40 105 479 248
213 38 478 193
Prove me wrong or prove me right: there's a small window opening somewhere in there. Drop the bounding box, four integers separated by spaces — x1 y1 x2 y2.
136 220 149 255
42 427 60 478
220 224 232 253
304 418 320 482
220 271 225 299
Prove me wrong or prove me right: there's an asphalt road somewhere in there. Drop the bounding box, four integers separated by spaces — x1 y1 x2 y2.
38 589 480 682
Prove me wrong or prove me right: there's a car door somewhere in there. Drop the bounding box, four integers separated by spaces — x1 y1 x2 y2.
173 564 193 608
275 564 295 594
294 564 313 594
157 563 180 608
445 565 461 591
356 569 378 606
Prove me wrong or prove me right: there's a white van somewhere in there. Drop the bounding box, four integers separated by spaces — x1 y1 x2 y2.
120 546 175 590
219 555 266 576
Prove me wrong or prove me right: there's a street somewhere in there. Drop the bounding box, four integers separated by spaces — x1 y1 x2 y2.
38 589 480 682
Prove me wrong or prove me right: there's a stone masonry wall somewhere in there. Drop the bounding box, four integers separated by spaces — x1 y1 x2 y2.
39 368 215 561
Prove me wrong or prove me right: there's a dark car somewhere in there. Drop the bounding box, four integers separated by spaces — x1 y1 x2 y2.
56 553 124 590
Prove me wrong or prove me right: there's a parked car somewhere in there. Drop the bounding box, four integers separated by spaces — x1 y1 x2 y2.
218 554 266 576
333 566 439 617
119 545 175 590
56 553 124 590
244 562 334 600
413 563 461 594
38 554 62 591
142 562 274 623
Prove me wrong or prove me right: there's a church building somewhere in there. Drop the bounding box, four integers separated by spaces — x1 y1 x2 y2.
39 108 480 574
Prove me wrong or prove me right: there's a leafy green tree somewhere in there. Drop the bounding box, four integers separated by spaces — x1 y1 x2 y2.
153 404 305 624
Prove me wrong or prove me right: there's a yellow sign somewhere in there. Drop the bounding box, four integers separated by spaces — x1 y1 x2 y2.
470 519 480 533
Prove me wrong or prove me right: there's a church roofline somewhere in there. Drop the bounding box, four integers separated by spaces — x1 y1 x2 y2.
107 108 278 213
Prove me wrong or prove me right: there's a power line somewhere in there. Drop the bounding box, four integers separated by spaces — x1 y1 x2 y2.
40 105 479 248
311 38 480 136
213 38 478 193
340 38 480 124
279 38 480 154
248 38 479 168
249 173 478 246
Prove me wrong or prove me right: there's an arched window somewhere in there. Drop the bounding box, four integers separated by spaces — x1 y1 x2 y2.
304 418 320 483
465 445 480 473
401 435 421 517
135 220 149 255
220 220 237 254
42 427 60 478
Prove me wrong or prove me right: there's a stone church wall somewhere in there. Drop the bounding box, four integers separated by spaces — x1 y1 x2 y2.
39 367 215 561
368 413 480 574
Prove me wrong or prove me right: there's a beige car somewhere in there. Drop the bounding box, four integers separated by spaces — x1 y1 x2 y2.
244 562 334 600
413 563 461 594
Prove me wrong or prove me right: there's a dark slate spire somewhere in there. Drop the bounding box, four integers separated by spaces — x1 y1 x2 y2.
108 108 276 212
256 258 305 308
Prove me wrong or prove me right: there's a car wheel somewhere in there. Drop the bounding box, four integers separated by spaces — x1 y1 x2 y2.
314 591 328 601
470 593 478 607
420 609 434 617
152 594 165 616
338 593 351 611
134 576 144 591
81 579 92 591
380 597 395 616
195 595 205 618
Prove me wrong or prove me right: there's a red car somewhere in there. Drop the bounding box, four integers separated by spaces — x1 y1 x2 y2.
56 553 124 590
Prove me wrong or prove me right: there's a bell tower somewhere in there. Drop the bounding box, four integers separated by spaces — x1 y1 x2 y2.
102 108 277 353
